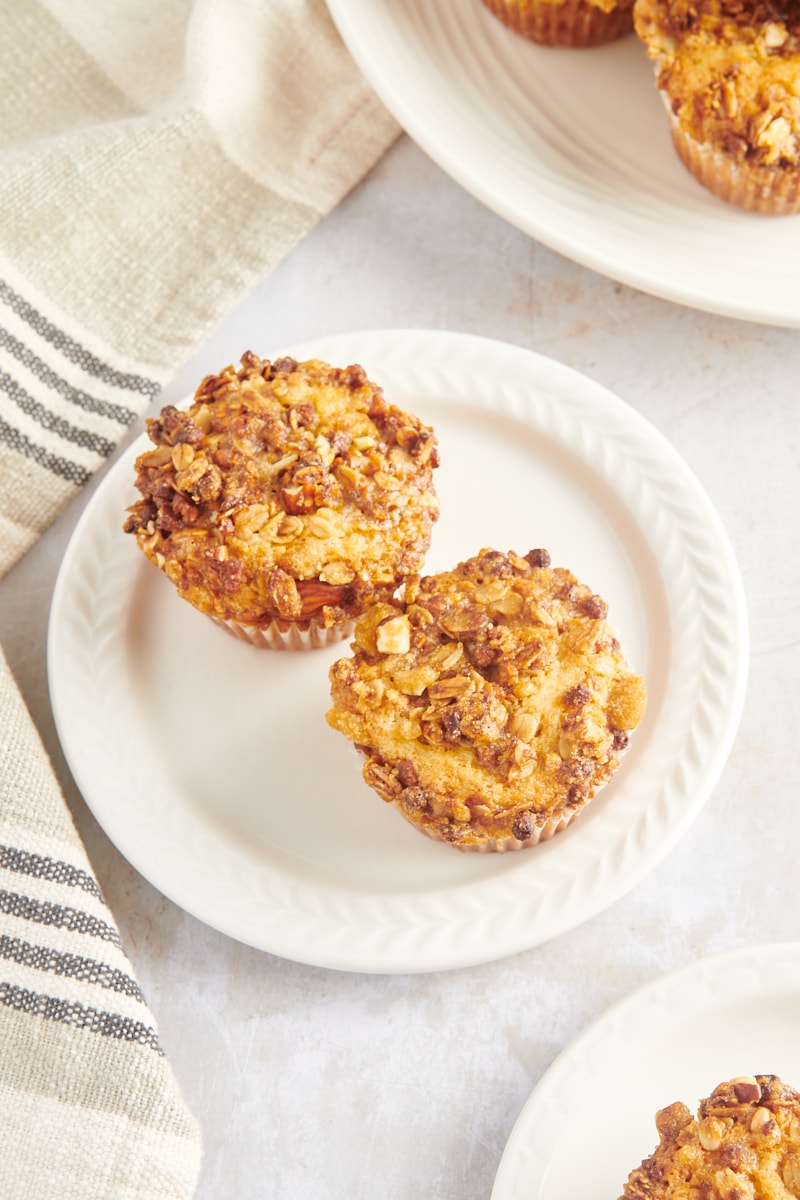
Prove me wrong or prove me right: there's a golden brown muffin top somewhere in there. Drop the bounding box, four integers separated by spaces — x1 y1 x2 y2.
326 547 646 848
619 1075 800 1199
634 0 800 164
123 354 440 630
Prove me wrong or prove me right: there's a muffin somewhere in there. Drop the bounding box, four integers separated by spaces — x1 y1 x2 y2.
326 547 646 851
634 0 800 213
480 0 634 49
618 1074 800 1198
123 354 440 649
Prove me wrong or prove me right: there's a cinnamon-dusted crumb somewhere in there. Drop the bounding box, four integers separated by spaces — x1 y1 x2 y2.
123 354 439 632
619 1075 800 1199
326 547 646 851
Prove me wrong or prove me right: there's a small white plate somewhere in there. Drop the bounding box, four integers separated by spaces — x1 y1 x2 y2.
326 0 800 327
48 329 747 973
492 941 800 1198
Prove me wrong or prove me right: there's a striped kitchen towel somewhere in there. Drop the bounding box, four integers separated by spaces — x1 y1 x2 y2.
0 644 201 1198
0 1 398 1196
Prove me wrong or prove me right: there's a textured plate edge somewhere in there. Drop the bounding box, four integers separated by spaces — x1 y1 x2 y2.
490 941 800 1198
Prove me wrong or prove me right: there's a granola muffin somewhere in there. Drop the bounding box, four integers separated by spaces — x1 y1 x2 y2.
123 354 440 649
619 1074 800 1198
480 0 634 48
634 0 800 213
326 547 646 851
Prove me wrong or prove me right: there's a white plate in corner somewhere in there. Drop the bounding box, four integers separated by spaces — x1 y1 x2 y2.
326 0 800 327
47 329 747 973
492 942 800 1198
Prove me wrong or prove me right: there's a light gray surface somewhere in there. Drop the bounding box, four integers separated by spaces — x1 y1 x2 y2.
2 134 799 1199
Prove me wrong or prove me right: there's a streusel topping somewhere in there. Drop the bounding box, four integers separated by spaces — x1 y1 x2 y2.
635 0 800 165
327 547 646 849
124 354 440 630
619 1075 800 1199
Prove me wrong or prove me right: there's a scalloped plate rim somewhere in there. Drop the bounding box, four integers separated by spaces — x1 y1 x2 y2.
491 941 800 1198
47 329 748 973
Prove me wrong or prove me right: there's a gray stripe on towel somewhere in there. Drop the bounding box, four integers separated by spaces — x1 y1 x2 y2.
0 845 102 898
0 369 117 456
0 326 139 425
0 934 144 1000
0 890 121 947
0 414 89 485
0 981 161 1052
0 277 160 397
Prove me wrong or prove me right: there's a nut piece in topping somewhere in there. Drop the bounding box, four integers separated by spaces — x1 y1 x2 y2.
327 547 646 851
123 354 440 648
376 615 412 655
732 1077 762 1105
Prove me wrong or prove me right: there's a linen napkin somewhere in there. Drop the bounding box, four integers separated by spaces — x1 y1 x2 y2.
0 1 399 1195
0 644 202 1198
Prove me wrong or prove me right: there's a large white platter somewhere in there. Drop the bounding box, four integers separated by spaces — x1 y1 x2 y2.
492 942 800 1198
48 329 747 973
326 0 800 327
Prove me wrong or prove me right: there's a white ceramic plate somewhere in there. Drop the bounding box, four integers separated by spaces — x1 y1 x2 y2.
492 941 800 1198
48 329 747 973
326 0 800 327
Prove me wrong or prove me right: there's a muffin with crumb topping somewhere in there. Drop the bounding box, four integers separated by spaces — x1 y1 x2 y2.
618 1074 800 1198
123 354 440 649
634 0 800 213
326 547 646 851
480 0 634 48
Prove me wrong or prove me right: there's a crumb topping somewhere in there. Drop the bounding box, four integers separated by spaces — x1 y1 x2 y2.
123 354 440 629
635 0 800 164
620 1075 800 1199
326 548 646 848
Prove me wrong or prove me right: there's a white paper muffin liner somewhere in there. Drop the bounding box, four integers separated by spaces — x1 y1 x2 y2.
210 615 355 651
667 106 800 215
480 0 633 47
639 63 800 215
